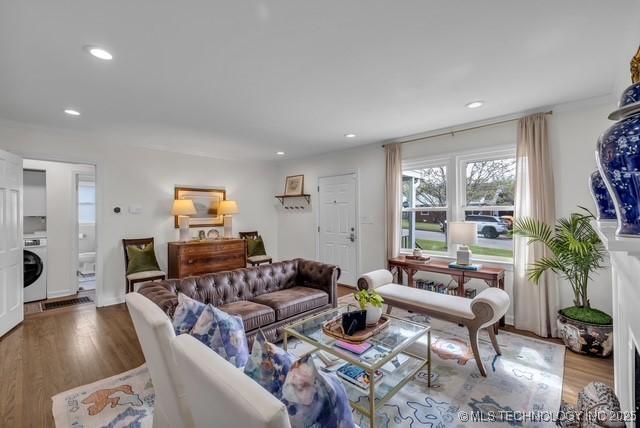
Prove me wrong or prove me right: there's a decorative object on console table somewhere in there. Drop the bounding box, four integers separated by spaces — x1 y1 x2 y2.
514 209 612 356
218 200 239 238
597 46 640 237
589 169 617 221
284 174 304 196
167 239 247 279
174 186 226 228
122 238 166 293
448 221 477 266
171 199 196 242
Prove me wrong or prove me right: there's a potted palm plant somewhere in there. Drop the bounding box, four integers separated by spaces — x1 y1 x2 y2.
513 209 613 357
353 289 385 326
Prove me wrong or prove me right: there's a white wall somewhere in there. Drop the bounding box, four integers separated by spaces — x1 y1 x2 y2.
23 159 94 298
548 99 615 315
1 119 279 306
276 97 619 323
276 145 386 279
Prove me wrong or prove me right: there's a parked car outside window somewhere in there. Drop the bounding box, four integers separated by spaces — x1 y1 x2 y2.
464 215 509 238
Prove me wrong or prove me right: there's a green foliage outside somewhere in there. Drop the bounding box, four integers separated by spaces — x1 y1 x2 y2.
401 219 441 232
414 239 513 258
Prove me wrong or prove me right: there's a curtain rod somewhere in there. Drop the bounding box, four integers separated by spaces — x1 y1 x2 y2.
383 110 553 147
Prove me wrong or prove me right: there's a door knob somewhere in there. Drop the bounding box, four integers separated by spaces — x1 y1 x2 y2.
349 233 355 242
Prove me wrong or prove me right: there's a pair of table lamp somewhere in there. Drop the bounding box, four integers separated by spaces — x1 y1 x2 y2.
171 199 239 241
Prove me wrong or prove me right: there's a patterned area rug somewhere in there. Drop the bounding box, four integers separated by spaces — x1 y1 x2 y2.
52 298 564 428
51 365 154 427
328 295 565 427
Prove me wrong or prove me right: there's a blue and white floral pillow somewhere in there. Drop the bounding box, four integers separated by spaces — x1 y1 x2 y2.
244 330 297 399
172 293 206 335
282 355 355 428
190 304 249 368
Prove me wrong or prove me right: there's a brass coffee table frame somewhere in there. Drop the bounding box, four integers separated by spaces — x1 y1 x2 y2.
283 306 431 428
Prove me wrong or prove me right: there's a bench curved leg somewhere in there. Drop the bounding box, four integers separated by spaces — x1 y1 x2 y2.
488 327 501 355
469 328 487 377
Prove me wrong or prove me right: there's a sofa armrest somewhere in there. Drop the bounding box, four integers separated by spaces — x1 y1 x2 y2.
137 280 181 318
294 259 340 307
357 270 394 291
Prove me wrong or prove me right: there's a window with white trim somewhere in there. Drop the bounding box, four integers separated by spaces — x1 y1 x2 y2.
401 147 516 261
78 180 96 224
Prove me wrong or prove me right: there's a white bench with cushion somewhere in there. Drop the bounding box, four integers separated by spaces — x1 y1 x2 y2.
358 269 510 377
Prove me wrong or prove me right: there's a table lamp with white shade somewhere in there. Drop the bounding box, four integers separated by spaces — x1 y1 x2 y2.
218 200 239 237
449 221 477 265
172 199 197 242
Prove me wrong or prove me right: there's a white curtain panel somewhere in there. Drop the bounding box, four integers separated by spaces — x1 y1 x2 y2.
385 143 402 260
514 113 559 337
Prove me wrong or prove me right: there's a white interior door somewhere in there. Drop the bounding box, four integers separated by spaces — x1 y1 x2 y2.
318 174 357 286
0 149 23 337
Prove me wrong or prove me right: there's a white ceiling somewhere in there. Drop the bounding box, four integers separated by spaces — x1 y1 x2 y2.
0 1 638 160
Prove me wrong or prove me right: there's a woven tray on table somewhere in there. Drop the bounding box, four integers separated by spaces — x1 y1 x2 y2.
322 315 391 344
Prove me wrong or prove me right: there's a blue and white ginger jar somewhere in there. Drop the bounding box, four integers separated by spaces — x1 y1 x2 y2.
589 169 617 221
597 82 640 236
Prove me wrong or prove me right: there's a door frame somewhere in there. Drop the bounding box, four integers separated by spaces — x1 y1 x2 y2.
21 154 104 307
315 171 360 287
72 171 96 296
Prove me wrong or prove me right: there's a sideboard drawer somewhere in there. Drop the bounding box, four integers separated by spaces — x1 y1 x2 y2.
168 239 247 278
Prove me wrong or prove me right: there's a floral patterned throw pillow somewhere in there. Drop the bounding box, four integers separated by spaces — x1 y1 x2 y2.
282 355 355 428
244 330 297 399
172 293 206 335
190 304 249 368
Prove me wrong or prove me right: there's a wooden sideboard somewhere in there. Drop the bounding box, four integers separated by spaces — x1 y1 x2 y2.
168 239 247 279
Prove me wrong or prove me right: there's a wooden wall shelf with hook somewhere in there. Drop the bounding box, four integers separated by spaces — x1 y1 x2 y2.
275 194 311 205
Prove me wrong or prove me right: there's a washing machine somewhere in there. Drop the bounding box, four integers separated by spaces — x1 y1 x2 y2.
24 236 47 302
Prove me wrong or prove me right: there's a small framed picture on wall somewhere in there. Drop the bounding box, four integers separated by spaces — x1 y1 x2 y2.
284 175 304 196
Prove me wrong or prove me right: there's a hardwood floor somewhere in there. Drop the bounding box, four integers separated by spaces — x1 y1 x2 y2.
338 285 614 404
0 286 612 426
0 303 144 427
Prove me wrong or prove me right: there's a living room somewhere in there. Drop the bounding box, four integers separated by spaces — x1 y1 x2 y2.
1 1 639 427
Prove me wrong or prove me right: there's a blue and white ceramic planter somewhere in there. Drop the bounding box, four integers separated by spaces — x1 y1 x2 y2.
589 169 617 221
597 82 640 236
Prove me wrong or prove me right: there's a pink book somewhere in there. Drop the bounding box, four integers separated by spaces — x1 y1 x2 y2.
334 340 372 355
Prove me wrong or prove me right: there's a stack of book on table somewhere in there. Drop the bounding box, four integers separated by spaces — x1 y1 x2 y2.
330 340 410 393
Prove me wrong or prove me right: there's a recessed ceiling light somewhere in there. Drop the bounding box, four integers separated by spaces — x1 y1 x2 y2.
276 151 285 155
344 133 356 138
64 109 81 116
84 45 113 60
466 101 484 109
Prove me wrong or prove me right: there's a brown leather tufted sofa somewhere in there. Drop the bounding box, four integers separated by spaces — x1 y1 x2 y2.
137 258 340 343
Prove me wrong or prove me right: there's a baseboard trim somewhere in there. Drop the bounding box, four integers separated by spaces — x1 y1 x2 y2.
47 289 75 299
98 295 125 308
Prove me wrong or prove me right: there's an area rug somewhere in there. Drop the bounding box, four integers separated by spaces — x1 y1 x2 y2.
52 365 154 428
324 295 566 427
52 297 564 428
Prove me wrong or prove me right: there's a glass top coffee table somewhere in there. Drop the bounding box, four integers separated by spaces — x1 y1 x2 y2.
283 305 431 428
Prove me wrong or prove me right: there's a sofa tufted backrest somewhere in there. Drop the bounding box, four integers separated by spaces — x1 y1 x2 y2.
138 258 340 318
164 260 300 307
